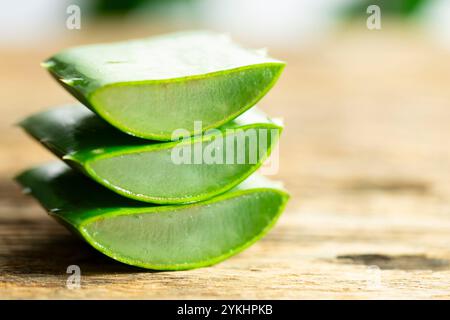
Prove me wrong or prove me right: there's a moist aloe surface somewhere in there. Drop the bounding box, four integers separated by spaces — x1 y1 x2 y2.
42 31 285 140
16 162 289 270
19 105 281 204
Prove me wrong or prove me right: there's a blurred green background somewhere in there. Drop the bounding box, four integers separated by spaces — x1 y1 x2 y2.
1 0 450 48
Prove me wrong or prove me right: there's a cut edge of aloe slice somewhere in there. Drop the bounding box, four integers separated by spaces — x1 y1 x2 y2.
16 163 289 270
44 62 285 140
67 123 281 204
79 188 288 270
93 63 284 140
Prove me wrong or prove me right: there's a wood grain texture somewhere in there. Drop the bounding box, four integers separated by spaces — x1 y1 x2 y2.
1 24 450 299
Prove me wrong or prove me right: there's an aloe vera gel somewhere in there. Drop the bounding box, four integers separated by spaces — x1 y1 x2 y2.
17 31 288 270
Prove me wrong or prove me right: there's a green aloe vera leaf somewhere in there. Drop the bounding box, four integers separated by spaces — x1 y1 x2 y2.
42 31 285 140
16 162 289 270
19 105 282 204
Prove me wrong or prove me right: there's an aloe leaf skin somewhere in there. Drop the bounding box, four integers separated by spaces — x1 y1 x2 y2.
19 105 282 204
16 162 289 270
42 31 285 140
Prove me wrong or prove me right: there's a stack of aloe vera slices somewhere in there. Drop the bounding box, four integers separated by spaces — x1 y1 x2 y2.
16 31 289 270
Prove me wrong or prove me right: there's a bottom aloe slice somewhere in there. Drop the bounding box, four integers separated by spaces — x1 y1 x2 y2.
16 162 289 270
19 105 281 204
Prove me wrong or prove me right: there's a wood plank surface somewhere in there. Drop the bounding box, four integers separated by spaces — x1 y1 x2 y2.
1 24 450 299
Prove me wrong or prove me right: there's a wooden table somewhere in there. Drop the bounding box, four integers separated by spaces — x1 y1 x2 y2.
1 24 450 299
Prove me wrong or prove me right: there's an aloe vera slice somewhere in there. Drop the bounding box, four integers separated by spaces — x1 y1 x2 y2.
19 105 281 204
16 162 289 270
42 31 285 140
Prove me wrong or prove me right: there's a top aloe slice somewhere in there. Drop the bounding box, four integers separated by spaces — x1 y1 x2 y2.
42 31 285 140
16 162 289 270
19 104 281 204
